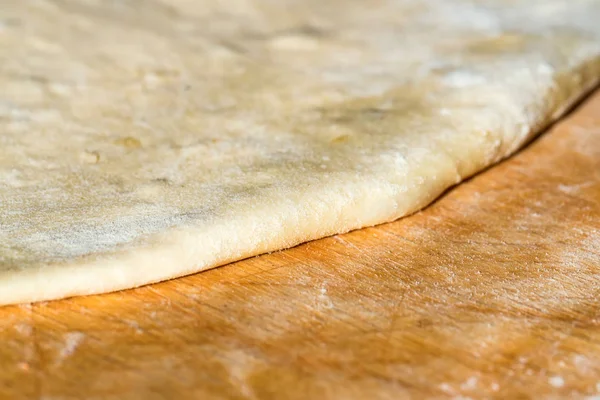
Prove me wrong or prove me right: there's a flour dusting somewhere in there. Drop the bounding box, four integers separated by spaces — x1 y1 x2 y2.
56 331 85 364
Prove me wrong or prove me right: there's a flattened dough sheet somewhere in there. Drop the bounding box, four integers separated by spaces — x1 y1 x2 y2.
1 0 600 305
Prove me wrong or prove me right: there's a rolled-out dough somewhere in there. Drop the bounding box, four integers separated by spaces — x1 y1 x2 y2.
1 0 599 305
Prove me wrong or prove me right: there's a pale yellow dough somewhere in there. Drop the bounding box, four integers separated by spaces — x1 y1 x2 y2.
1 0 599 305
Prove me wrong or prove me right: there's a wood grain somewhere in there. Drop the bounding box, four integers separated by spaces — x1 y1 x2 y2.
1 90 600 399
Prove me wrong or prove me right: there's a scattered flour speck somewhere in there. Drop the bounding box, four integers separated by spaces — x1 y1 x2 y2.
440 383 453 393
549 376 564 388
461 376 478 390
57 331 85 363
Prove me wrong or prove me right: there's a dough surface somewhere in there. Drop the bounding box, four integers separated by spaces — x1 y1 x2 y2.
1 0 599 305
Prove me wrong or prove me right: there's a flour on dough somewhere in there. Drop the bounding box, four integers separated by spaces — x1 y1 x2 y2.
1 0 600 305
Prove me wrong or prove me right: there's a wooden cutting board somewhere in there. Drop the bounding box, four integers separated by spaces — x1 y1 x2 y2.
1 90 600 399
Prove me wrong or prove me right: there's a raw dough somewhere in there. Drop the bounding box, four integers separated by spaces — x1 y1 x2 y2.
1 0 599 305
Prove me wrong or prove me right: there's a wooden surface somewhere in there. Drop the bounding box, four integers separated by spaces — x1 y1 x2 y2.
1 90 600 399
